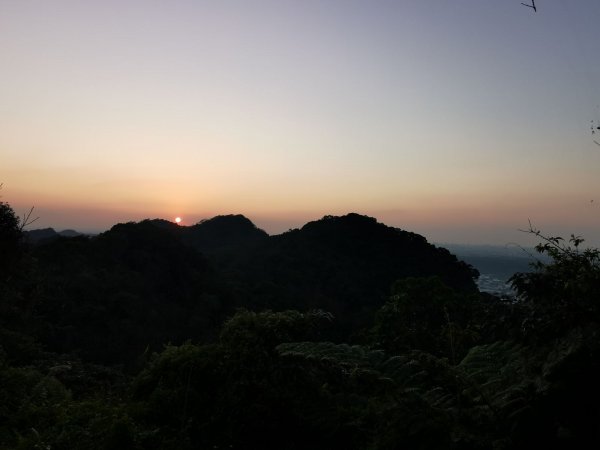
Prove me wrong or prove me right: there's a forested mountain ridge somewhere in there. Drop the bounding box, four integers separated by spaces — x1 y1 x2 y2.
2 200 600 449
20 213 479 363
24 227 83 244
214 213 478 327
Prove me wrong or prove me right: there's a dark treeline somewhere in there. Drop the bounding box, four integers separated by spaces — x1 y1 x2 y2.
1 200 600 449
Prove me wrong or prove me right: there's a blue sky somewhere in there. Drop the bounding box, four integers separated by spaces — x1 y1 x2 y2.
2 1 600 244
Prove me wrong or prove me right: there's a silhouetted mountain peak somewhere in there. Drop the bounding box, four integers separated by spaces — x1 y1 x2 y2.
195 214 264 232
302 213 377 230
300 213 390 237
142 218 181 230
232 212 479 319
296 213 427 249
25 227 84 244
184 214 268 253
24 228 58 244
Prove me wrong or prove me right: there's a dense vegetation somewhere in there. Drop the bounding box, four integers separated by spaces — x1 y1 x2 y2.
1 199 599 449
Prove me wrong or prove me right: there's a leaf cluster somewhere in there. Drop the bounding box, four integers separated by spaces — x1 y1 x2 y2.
510 224 600 336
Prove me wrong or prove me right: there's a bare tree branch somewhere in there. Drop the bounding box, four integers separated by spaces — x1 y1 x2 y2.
20 206 40 231
521 1 537 12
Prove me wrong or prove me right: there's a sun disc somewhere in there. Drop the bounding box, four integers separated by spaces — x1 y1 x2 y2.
175 217 182 224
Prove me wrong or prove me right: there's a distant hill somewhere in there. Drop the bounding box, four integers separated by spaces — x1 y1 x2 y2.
59 229 82 237
25 227 83 244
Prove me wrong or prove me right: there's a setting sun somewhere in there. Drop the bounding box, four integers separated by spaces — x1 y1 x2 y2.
175 217 182 224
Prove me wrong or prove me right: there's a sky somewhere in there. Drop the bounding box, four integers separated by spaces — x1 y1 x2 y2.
2 0 600 245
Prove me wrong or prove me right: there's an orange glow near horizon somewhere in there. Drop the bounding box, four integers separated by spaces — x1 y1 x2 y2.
5 184 600 246
2 2 600 245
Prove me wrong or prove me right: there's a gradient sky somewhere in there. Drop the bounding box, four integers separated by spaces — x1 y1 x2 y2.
2 0 600 245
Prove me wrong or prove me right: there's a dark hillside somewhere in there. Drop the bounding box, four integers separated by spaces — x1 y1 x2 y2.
24 227 59 244
220 213 478 330
31 221 231 365
25 227 84 244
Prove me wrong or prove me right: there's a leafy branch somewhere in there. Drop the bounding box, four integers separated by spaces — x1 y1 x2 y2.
510 223 600 333
518 220 599 269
